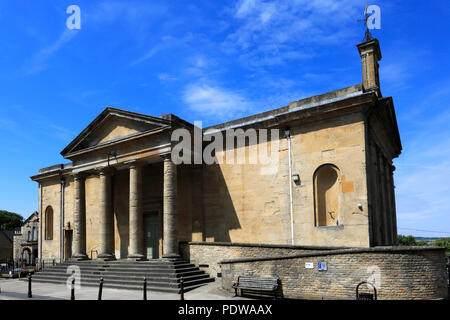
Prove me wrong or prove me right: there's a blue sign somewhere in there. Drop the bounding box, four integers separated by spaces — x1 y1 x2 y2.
318 262 327 271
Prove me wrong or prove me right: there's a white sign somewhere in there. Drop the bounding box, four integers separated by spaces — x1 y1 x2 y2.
305 262 314 269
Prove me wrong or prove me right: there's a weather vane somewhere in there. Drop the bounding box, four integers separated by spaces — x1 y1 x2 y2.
358 3 373 42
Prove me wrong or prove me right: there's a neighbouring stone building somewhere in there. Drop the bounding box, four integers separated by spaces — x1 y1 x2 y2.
29 38 448 299
13 212 39 265
0 229 13 262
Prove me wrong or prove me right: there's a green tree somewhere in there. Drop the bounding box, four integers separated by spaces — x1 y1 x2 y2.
397 234 416 246
432 238 450 255
0 210 23 230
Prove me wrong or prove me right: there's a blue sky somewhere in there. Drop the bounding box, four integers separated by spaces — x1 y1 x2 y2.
0 1 449 238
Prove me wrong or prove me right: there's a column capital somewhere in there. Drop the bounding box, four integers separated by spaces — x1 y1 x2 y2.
161 154 172 162
96 166 115 176
72 172 86 180
124 159 145 169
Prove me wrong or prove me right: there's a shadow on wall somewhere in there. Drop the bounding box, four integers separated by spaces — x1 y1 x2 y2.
201 129 282 242
114 169 129 259
203 162 241 242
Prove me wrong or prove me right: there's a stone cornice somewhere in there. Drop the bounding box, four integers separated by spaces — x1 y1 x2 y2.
63 125 170 159
204 85 374 134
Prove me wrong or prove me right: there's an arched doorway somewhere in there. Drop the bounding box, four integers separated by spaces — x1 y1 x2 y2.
21 248 32 265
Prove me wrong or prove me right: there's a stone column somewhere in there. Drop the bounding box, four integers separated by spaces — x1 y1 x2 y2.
72 173 88 260
98 167 115 260
163 156 178 259
128 163 144 260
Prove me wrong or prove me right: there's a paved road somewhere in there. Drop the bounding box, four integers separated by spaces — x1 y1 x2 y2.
0 278 249 300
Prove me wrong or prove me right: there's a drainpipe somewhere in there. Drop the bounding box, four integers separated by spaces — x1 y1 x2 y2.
39 182 42 268
285 130 295 245
60 176 65 263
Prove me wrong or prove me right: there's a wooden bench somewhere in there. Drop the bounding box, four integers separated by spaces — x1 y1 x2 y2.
232 276 281 299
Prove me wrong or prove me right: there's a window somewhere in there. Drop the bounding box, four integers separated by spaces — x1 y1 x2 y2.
32 226 37 241
27 231 31 241
314 164 341 227
45 206 54 240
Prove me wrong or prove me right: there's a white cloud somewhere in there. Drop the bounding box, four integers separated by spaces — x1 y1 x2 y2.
25 29 78 74
89 1 167 25
235 0 258 18
130 36 176 66
224 0 362 67
183 83 252 118
157 73 177 82
394 89 450 236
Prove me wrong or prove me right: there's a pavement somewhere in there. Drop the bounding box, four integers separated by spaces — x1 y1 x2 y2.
0 278 250 300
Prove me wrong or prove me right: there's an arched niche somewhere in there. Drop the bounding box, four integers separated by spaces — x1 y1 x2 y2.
314 164 341 227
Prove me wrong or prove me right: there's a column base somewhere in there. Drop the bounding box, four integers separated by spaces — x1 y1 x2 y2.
127 254 145 261
70 254 89 261
98 253 116 261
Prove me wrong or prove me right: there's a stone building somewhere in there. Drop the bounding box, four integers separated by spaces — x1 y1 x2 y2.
0 229 13 262
31 38 401 263
13 212 39 265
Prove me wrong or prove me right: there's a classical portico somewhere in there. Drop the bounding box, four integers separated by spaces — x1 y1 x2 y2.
69 158 179 261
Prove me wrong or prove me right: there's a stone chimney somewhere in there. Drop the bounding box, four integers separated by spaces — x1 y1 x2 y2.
357 38 382 95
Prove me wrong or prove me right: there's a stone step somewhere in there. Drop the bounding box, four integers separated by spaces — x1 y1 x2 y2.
45 263 195 271
30 277 210 294
30 260 214 293
34 269 207 278
31 274 212 288
32 272 210 283
57 260 188 267
41 266 200 274
60 259 187 264
30 275 213 292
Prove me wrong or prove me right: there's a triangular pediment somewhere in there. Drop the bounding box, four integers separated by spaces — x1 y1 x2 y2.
61 107 171 157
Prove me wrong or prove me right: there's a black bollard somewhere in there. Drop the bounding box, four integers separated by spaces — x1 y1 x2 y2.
180 277 184 301
143 277 147 300
98 278 103 300
28 273 32 298
71 278 75 300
